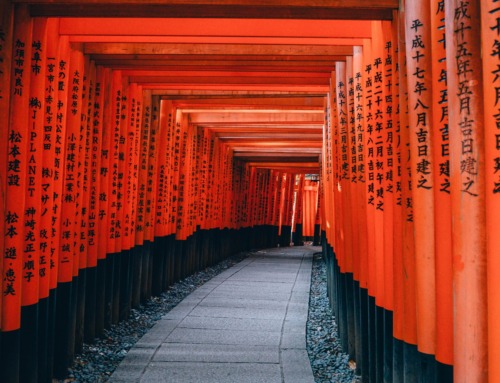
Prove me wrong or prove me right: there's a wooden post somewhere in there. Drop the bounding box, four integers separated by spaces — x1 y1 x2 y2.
481 1 500 382
430 0 453 369
445 1 487 381
1 5 31 382
405 0 437 357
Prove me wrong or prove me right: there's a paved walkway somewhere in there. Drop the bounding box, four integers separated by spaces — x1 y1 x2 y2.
109 246 318 383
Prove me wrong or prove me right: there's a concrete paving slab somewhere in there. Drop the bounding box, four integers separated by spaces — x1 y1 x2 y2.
140 362 282 383
164 327 282 346
282 349 315 383
197 296 289 310
188 305 287 320
153 343 280 363
110 247 317 383
178 315 283 332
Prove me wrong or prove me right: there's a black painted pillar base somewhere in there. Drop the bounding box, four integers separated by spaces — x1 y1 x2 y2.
38 296 50 383
0 330 20 383
20 303 39 383
53 280 73 378
84 266 97 343
393 338 404 383
95 258 107 337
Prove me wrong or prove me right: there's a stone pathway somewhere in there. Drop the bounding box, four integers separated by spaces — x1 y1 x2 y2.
109 247 316 383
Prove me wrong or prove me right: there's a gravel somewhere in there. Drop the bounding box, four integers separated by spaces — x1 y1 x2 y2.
55 249 360 383
306 251 361 383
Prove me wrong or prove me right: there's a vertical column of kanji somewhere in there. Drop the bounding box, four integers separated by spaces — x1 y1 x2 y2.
180 119 195 241
96 67 111 333
108 70 122 325
0 1 14 358
143 96 160 300
362 39 377 304
172 109 187 278
198 128 209 235
51 35 72 378
445 1 487 381
336 61 352 273
329 74 341 257
117 82 132 317
176 114 192 269
151 99 168 295
322 96 333 246
430 0 453 371
19 17 46 383
336 57 359 364
85 64 103 342
370 22 386 313
74 54 92 355
110 76 127 324
168 108 181 242
118 80 132 320
346 56 360 283
481 2 500 382
361 37 378 382
133 88 150 305
381 21 395 317
391 10 405 351
445 1 486 382
39 19 60 382
123 83 142 318
123 84 138 252
353 46 368 292
130 84 143 305
397 3 418 356
405 2 437 358
62 44 85 374
0 6 31 383
353 45 369 380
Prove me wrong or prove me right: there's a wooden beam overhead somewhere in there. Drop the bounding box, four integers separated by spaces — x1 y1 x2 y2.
84 43 353 56
60 18 371 38
90 54 345 62
28 3 394 20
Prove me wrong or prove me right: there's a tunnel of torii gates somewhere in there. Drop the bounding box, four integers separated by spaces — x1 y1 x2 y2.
1 0 500 382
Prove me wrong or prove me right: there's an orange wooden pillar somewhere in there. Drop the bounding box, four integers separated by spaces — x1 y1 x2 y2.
361 37 377 307
481 2 500 382
405 2 437 361
370 21 386 312
143 95 160 299
0 2 14 367
54 44 84 378
335 61 354 275
381 20 395 315
85 65 104 341
397 4 418 358
74 54 92 355
1 5 31 382
391 9 405 351
19 17 47 383
346 56 360 282
430 0 453 372
107 69 123 325
39 18 62 382
96 67 112 332
151 99 170 293
445 1 487 381
135 89 152 303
